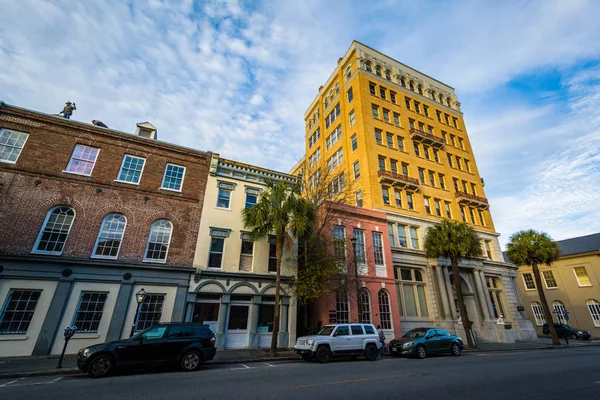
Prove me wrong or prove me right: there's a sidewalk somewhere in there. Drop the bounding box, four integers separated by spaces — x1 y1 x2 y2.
470 337 600 352
0 349 298 379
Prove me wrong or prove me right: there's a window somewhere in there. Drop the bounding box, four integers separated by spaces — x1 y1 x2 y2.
405 97 411 110
423 197 431 214
382 186 390 205
325 104 340 128
400 78 406 88
442 131 448 143
587 299 600 327
383 109 390 123
144 219 173 262
349 110 356 127
65 144 99 176
380 87 386 99
33 206 75 255
397 225 408 247
434 199 442 216
208 236 225 268
326 148 343 171
217 188 232 208
93 213 127 259
397 136 404 151
447 154 453 167
553 301 568 324
522 273 536 290
453 117 458 128
390 91 396 104
366 62 372 72
458 137 465 150
0 129 29 164
428 171 435 186
336 289 349 323
397 268 428 317
308 147 321 168
418 168 425 184
409 82 415 91
135 294 165 332
245 193 258 209
423 105 429 117
358 289 371 323
402 163 409 177
460 206 466 221
115 154 147 185
478 210 486 226
383 133 393 149
414 102 421 114
469 208 476 223
346 65 351 79
409 119 415 129
438 173 445 189
0 290 41 334
161 163 186 191
372 104 380 119
417 86 423 95
347 87 353 103
379 156 386 171
433 149 440 163
351 134 358 151
531 302 546 326
393 113 400 127
450 135 457 147
268 236 277 273
436 110 442 122
73 292 107 333
423 146 430 160
333 225 346 262
418 122 425 131
327 174 345 196
353 161 360 179
573 267 591 286
372 232 385 269
455 156 462 170
239 240 254 272
355 190 363 208
353 229 366 271
376 66 382 76
385 70 391 80
308 128 320 148
453 178 459 192
370 83 376 95
444 201 452 218
541 270 557 289
409 226 419 248
471 183 477 195
462 180 469 193
388 224 396 247
484 240 493 259
406 193 414 210
378 290 392 329
414 143 420 157
394 190 402 207
326 125 342 150
390 159 398 174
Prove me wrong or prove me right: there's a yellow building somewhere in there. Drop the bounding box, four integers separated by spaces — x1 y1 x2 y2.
513 233 600 338
294 41 537 343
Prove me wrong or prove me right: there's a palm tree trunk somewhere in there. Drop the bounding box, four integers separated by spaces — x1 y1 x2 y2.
270 232 284 357
450 256 476 349
532 262 560 346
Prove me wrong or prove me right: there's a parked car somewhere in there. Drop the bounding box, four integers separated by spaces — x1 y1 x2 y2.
542 323 591 340
77 323 216 378
389 328 463 359
294 323 382 363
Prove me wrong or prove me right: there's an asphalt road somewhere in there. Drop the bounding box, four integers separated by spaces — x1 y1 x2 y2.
2 347 599 400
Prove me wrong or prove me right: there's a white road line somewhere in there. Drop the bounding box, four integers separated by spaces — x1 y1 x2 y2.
264 363 276 367
0 379 21 388
230 364 252 371
594 381 600 384
51 377 63 383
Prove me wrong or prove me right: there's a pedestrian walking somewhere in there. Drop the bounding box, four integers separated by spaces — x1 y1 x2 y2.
59 101 76 119
377 324 387 357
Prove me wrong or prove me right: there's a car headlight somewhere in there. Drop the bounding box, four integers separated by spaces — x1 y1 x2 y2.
403 341 414 347
578 331 584 334
457 337 463 342
81 348 90 358
306 339 314 346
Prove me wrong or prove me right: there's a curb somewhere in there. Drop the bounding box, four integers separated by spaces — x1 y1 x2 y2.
464 343 600 353
0 356 301 380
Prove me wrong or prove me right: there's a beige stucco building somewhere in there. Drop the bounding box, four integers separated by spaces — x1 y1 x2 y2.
513 233 600 338
186 154 298 350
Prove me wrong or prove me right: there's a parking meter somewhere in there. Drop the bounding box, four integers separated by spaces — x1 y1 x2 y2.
57 325 78 368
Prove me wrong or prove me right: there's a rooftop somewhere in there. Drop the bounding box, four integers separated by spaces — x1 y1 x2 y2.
503 232 600 262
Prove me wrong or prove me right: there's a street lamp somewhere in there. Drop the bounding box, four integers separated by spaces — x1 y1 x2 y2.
130 288 146 337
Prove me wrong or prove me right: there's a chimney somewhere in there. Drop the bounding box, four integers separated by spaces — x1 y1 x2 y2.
135 122 157 140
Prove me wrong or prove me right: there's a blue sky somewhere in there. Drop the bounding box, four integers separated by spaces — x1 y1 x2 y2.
1 0 599 247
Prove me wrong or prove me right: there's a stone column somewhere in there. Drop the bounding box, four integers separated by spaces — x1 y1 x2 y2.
216 294 230 351
106 283 134 342
33 279 73 355
473 269 492 321
478 271 495 319
435 266 451 319
249 295 261 349
443 268 457 320
280 297 290 348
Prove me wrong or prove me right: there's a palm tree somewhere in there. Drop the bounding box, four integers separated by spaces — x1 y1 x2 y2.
242 179 314 357
424 220 483 349
507 230 561 346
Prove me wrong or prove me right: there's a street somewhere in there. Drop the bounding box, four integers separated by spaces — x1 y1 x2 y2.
1 346 599 400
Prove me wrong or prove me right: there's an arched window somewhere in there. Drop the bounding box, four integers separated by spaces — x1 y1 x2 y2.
553 301 567 324
378 289 391 329
346 66 351 79
358 288 371 323
400 78 406 88
336 288 349 323
487 277 505 318
385 70 391 80
409 82 415 91
33 206 76 255
375 66 382 76
365 62 372 72
438 94 444 103
93 213 127 259
446 97 452 107
431 91 436 100
418 86 423 95
587 299 600 327
531 302 546 326
144 219 173 263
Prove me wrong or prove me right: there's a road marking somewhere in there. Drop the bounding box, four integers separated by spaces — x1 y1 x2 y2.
0 378 22 388
230 364 252 370
51 377 63 383
594 381 600 384
264 363 276 367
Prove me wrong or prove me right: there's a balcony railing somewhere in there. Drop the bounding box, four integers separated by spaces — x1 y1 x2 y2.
410 128 445 148
377 170 420 191
455 191 489 208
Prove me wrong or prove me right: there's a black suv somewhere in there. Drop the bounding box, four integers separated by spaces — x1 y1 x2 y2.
77 323 216 378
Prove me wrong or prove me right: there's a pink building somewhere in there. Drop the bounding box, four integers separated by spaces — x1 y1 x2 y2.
310 203 401 339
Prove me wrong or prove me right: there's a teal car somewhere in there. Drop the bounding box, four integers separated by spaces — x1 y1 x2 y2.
389 328 464 359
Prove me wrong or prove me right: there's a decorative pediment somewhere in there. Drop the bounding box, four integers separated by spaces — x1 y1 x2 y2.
209 227 231 237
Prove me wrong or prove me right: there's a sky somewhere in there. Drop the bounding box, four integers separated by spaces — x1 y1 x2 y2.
1 0 599 248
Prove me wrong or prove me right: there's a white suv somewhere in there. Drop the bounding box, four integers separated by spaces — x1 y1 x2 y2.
294 323 382 363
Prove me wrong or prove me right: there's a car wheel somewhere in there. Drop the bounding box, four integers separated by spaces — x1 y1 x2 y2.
315 345 331 364
416 345 427 359
301 354 312 362
451 343 462 356
181 350 202 372
364 344 378 361
88 354 114 378
571 334 579 340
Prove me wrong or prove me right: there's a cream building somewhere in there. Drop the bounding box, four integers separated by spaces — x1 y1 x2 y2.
187 154 298 350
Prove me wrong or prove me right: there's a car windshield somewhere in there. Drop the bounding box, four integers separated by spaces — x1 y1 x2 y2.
403 329 427 339
316 326 335 336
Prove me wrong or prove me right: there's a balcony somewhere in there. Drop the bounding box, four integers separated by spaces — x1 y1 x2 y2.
377 170 420 191
455 191 489 209
410 128 445 149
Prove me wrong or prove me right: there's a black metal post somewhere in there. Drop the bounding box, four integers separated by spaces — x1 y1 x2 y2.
57 326 77 369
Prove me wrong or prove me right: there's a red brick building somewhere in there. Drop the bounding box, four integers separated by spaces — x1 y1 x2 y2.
0 102 210 356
